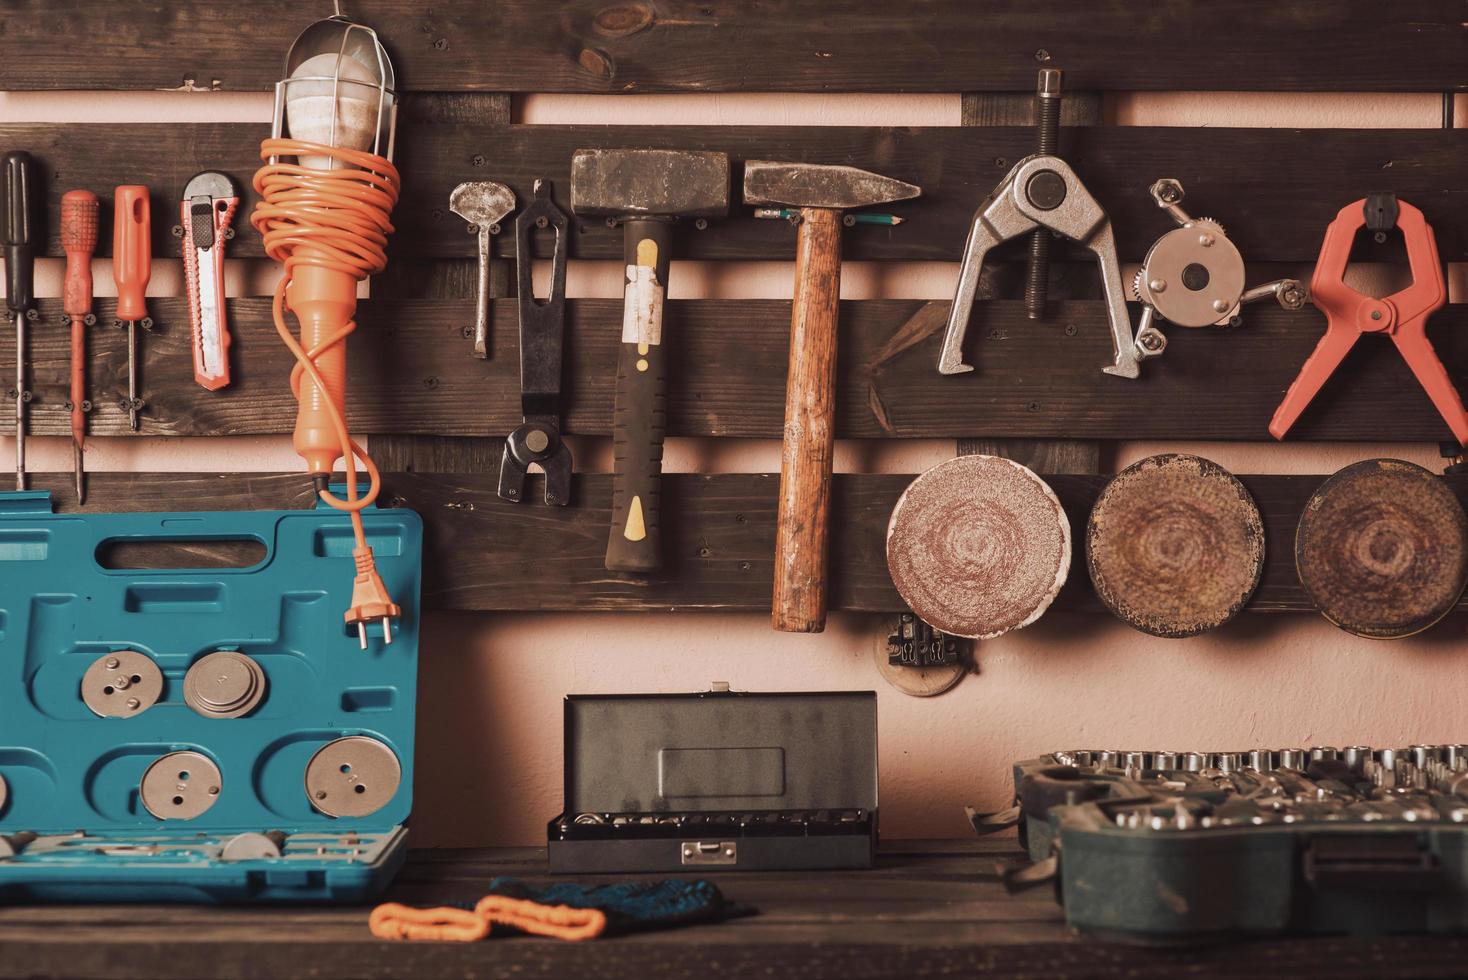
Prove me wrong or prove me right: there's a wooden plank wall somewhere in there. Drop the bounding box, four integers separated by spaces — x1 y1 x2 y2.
1 2 1465 617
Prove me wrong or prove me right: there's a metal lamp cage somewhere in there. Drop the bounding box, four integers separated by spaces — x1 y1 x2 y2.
268 14 398 166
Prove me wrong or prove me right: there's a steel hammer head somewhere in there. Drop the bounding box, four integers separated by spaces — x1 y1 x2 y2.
570 149 730 218
743 160 920 211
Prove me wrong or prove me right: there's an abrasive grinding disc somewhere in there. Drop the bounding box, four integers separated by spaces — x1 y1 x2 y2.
886 455 1070 639
1296 458 1468 638
1087 453 1265 638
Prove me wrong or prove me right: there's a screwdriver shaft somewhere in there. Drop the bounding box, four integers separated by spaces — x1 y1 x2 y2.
127 321 139 432
70 314 86 502
13 310 23 490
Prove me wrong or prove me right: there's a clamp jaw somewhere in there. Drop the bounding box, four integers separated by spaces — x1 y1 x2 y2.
938 154 1148 379
1134 179 1305 349
498 179 574 506
1270 195 1464 444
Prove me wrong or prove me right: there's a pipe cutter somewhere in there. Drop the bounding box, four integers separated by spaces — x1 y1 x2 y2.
1270 195 1466 445
498 179 572 506
938 156 1154 378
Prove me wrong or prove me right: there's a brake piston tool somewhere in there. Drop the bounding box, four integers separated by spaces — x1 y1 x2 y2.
938 69 1155 378
112 185 152 431
1134 178 1305 342
570 149 731 573
743 160 920 633
61 190 99 502
2 151 37 490
448 180 515 358
499 179 572 506
251 12 403 648
178 171 239 390
1270 195 1467 445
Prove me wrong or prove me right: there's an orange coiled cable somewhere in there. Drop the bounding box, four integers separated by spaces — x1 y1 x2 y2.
251 138 400 551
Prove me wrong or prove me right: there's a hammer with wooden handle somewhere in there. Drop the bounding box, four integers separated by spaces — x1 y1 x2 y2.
744 161 920 633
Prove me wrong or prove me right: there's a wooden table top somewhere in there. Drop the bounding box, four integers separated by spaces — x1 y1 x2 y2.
0 839 1464 978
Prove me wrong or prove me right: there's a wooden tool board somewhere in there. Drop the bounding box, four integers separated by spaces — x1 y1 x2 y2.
3 1 1465 618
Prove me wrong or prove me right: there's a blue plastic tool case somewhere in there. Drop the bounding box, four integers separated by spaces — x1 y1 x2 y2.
0 491 422 903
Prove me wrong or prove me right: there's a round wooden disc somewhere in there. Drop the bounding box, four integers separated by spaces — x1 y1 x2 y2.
1087 454 1265 638
1296 458 1468 638
886 456 1070 640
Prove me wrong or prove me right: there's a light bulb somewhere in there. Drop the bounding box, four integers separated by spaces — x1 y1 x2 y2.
285 51 383 170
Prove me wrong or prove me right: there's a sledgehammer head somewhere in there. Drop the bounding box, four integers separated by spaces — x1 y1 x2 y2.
570 148 730 218
743 160 920 210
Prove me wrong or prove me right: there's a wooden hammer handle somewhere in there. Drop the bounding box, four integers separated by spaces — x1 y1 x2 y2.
773 207 842 632
605 219 673 572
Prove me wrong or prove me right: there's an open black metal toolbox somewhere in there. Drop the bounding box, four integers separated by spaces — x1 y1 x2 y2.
977 747 1468 943
548 690 877 873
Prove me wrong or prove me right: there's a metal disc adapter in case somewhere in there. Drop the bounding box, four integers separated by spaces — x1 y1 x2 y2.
81 650 164 718
304 736 401 818
140 751 223 820
183 651 267 719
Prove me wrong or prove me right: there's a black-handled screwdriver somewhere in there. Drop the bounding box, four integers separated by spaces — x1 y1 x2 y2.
2 151 37 490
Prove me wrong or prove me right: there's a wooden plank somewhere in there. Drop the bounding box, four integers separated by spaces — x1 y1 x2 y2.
369 91 511 475
13 297 1468 443
0 842 1464 979
21 471 1468 617
2 2 1464 93
4 123 1466 263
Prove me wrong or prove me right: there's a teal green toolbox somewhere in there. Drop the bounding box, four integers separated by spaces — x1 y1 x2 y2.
975 747 1468 943
0 491 423 903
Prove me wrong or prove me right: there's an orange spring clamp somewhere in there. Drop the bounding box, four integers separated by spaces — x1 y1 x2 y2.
1270 195 1466 445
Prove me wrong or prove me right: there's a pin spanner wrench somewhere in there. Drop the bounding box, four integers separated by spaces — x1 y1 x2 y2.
937 155 1157 378
498 179 573 506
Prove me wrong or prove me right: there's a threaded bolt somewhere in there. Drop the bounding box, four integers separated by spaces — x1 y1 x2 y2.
1025 69 1063 320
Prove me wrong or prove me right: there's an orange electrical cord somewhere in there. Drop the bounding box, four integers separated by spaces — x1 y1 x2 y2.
252 138 403 640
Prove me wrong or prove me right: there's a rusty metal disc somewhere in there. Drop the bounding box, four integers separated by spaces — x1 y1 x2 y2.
1296 459 1468 638
1087 454 1265 638
886 456 1070 640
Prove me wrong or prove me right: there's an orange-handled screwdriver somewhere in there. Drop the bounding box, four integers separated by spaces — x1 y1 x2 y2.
61 191 98 502
112 186 152 432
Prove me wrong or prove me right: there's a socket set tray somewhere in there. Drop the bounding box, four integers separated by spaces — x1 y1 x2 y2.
979 746 1468 943
0 491 422 903
549 691 878 873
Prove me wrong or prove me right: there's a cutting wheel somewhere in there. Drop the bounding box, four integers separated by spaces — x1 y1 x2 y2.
1296 458 1468 638
1087 454 1265 637
886 455 1070 640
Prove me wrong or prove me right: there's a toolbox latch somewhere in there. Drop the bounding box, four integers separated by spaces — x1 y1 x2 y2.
680 840 737 866
1303 834 1445 892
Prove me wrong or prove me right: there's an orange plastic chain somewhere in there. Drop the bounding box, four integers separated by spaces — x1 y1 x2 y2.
252 138 400 546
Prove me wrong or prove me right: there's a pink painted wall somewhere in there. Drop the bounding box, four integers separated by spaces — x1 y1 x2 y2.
1 88 1463 847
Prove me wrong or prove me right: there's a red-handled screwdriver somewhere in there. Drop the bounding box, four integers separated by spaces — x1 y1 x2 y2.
112 186 152 432
61 190 99 502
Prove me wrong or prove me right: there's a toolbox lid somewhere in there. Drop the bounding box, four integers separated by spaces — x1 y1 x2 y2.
563 690 878 814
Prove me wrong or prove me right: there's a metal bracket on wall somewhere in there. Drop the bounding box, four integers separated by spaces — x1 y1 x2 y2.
873 612 971 698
